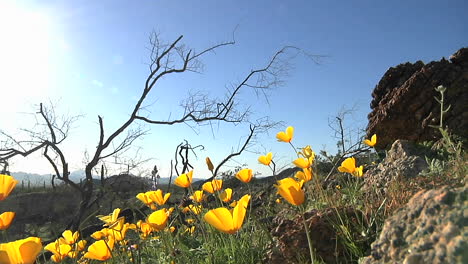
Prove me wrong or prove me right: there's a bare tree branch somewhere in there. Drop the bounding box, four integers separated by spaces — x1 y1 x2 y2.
0 32 319 231
135 46 297 127
210 124 256 180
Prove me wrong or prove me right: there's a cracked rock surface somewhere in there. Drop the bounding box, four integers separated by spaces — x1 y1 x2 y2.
361 185 467 264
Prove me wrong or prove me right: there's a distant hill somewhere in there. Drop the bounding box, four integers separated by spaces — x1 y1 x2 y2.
10 171 85 186
10 171 55 186
9 170 206 186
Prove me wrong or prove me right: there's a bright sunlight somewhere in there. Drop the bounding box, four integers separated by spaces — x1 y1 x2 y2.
0 1 53 111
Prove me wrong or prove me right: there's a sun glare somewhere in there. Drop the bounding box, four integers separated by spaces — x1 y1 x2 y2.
0 1 53 112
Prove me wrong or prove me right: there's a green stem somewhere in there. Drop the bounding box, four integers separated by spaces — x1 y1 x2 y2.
1 230 9 243
246 183 253 224
301 209 315 264
439 89 444 128
270 160 277 181
229 234 235 261
289 142 298 155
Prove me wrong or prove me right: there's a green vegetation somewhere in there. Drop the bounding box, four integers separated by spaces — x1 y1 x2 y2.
0 87 465 264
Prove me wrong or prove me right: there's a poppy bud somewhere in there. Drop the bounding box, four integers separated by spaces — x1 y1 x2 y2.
206 157 214 172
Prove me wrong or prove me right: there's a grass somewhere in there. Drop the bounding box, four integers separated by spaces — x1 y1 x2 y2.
1 87 465 263
1 135 464 264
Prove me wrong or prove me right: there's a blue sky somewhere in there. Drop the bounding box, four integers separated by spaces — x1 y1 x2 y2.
0 0 466 178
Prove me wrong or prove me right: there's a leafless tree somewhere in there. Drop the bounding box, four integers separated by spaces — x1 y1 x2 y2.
0 160 9 174
0 32 317 229
322 106 370 182
0 103 82 190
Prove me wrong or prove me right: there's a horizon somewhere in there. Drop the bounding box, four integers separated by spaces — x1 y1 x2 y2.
1 0 467 179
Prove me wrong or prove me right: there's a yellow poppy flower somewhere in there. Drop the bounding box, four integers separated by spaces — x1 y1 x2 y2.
0 212 15 230
50 254 62 263
91 229 109 240
276 126 294 143
83 239 114 261
235 168 253 183
147 208 169 231
147 189 171 206
174 170 193 188
109 227 126 242
136 192 152 206
0 174 18 201
97 208 121 226
275 178 305 206
301 145 315 159
190 190 205 203
219 188 233 203
206 157 214 172
0 236 42 264
67 250 79 259
187 204 203 215
204 194 250 234
294 168 313 182
258 152 273 166
59 230 80 245
45 240 71 263
353 165 364 177
137 221 153 239
106 219 131 241
363 134 377 147
292 157 312 169
338 157 364 177
184 226 196 235
185 218 196 224
75 240 87 251
202 179 223 194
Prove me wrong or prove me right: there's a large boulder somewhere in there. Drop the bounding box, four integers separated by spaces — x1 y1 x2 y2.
363 140 428 194
361 185 467 264
104 173 151 195
0 189 80 241
366 47 468 149
265 207 369 264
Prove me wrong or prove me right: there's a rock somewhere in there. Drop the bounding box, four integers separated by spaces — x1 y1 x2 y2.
363 140 428 193
366 47 468 149
450 47 468 67
0 190 80 241
104 174 151 195
265 207 370 264
361 185 467 264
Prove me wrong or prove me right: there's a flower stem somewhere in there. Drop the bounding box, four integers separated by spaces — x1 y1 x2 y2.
301 210 315 264
246 183 253 223
289 142 297 155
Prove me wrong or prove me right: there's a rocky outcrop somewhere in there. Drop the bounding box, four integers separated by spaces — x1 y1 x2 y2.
104 174 151 196
265 207 370 264
367 47 468 149
363 140 428 193
0 190 80 240
361 185 467 264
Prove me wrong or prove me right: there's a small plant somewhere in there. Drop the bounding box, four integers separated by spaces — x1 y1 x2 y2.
273 127 318 264
0 115 464 263
0 174 43 263
424 85 466 181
